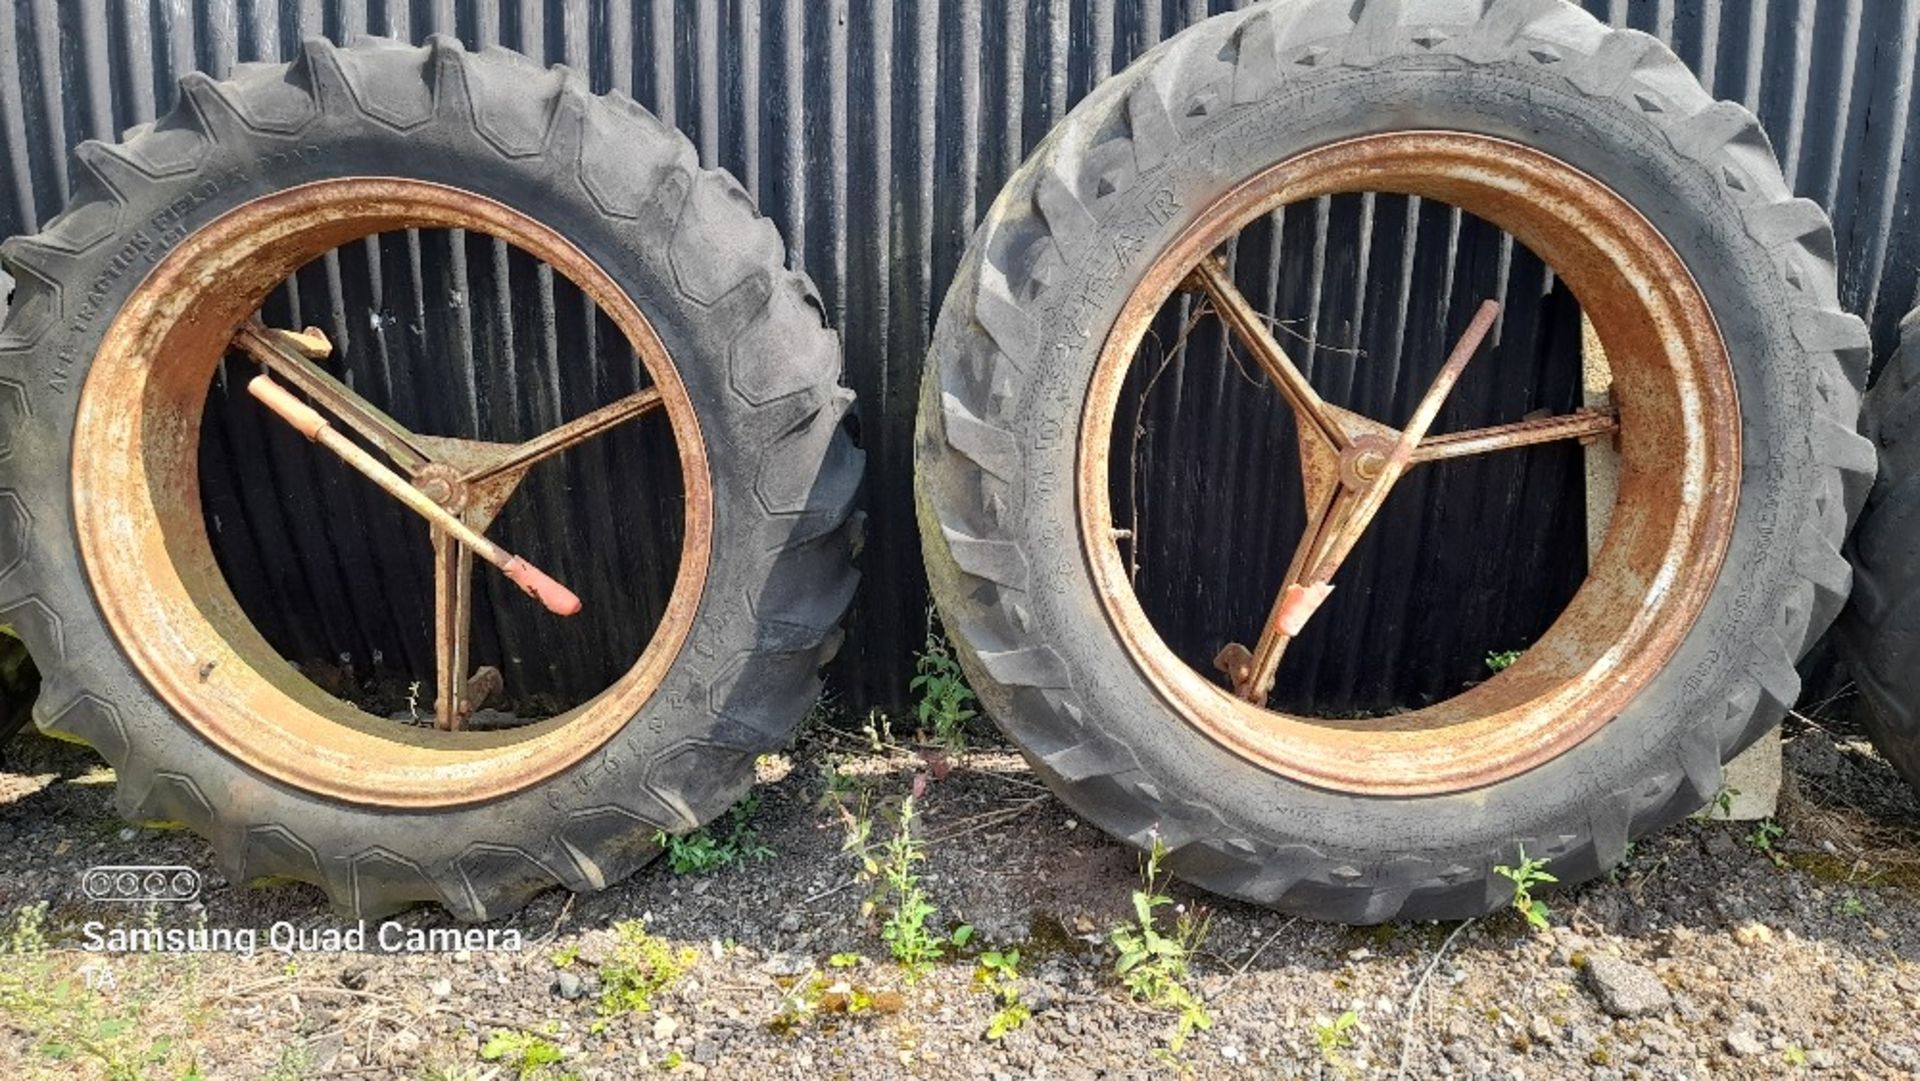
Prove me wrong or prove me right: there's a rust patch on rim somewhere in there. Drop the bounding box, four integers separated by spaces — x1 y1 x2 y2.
73 178 712 808
1078 132 1739 796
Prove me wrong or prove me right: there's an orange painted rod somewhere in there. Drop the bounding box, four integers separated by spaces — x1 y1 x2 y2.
247 375 582 617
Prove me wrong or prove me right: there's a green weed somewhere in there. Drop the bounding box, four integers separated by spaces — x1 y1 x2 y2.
262 1043 312 1080
596 920 697 1021
478 1027 566 1080
976 947 1031 1041
1746 819 1787 866
862 709 901 754
1607 840 1643 884
1110 836 1213 1054
418 1061 490 1081
910 607 978 753
1315 1010 1359 1054
652 793 775 874
877 798 942 974
1711 783 1741 820
1494 846 1558 932
843 794 948 977
0 903 203 1079
1484 650 1523 673
1314 1010 1361 1073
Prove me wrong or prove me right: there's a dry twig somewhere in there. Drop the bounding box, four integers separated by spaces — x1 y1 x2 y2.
1395 918 1475 1080
1216 917 1298 1001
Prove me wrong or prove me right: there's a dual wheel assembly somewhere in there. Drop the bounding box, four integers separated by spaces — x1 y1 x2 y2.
0 0 1880 923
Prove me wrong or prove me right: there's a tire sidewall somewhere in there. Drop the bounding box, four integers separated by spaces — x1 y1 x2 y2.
927 52 1821 876
3 44 850 914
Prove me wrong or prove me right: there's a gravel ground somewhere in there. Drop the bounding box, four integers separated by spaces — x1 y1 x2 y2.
3 706 1919 1080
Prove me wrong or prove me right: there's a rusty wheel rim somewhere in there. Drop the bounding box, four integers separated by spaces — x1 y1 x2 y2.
1078 132 1739 796
73 178 713 808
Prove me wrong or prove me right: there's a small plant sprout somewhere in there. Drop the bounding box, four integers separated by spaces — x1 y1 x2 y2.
818 756 864 807
769 971 823 1033
1494 846 1558 932
1839 892 1867 918
1484 649 1523 673
1746 819 1787 866
264 1044 314 1081
1711 783 1741 819
652 792 776 874
1110 835 1214 1054
1314 1009 1360 1065
845 793 947 977
910 606 979 753
595 920 698 1023
1607 839 1642 884
862 709 900 754
7 901 46 953
977 945 1019 979
976 947 1031 1040
478 1028 565 1080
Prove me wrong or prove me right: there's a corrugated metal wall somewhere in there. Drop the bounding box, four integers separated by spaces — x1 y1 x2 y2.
1116 202 1597 715
2 0 1917 712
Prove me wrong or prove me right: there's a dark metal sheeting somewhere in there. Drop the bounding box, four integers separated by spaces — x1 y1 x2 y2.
2 1 1917 712
1115 203 1594 716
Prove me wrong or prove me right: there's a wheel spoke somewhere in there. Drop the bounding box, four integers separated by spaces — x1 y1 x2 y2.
432 523 505 730
1216 462 1347 701
463 386 662 484
1290 299 1503 592
1219 300 1501 705
1411 408 1619 463
232 320 432 473
1397 300 1501 450
1188 257 1348 450
236 320 596 723
431 528 473 730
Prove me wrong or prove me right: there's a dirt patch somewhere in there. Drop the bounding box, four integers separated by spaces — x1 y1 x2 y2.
3 708 1919 1079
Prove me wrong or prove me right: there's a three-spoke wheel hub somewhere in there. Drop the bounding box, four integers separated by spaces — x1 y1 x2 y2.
234 318 662 730
72 178 712 806
1078 132 1740 795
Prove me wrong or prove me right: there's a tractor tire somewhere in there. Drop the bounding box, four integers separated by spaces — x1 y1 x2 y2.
0 37 861 919
917 0 1870 923
1838 307 1920 788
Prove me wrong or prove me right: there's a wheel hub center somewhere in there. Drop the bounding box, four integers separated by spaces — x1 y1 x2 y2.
1340 437 1395 489
412 462 470 513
